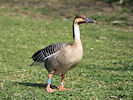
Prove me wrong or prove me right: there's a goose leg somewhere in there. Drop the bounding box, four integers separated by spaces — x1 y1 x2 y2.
46 73 57 93
58 74 72 91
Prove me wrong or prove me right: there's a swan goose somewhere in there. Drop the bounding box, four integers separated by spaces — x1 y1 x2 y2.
31 16 96 93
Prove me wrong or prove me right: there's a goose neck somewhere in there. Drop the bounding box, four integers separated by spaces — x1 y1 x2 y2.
73 23 81 45
73 24 80 40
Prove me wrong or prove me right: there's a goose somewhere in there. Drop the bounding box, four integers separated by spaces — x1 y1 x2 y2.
30 15 96 93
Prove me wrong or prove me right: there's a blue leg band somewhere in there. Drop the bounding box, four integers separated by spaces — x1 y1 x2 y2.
47 79 51 84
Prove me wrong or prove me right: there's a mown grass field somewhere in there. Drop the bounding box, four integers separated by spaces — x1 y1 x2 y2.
0 0 133 99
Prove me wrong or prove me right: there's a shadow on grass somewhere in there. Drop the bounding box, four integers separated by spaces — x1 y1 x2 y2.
0 80 57 89
16 82 57 89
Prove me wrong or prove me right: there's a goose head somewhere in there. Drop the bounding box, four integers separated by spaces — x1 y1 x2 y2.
74 15 96 25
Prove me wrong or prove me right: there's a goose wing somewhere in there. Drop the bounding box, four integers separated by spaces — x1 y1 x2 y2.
31 43 70 62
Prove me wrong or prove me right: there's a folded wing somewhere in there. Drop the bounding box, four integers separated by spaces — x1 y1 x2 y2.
31 43 69 62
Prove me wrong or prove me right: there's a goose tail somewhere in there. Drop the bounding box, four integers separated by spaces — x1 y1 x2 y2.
30 62 38 66
30 61 45 67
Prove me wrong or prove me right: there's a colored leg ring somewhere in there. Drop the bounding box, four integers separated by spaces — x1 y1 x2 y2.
47 79 51 84
60 82 64 85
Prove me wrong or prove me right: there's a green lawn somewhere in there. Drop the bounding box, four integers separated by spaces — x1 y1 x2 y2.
0 2 133 99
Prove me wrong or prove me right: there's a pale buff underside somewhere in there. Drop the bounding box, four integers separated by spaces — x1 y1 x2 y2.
38 42 83 75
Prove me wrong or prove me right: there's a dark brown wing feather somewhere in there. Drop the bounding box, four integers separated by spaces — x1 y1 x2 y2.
31 43 70 62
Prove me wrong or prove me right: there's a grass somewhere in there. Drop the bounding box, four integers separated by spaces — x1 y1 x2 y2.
0 0 133 99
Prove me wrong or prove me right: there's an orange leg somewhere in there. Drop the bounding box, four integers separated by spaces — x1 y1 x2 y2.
46 73 57 93
58 74 72 91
